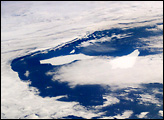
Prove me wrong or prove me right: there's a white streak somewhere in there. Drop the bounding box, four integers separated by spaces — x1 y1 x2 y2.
40 54 94 65
114 110 133 119
137 112 149 118
70 49 75 54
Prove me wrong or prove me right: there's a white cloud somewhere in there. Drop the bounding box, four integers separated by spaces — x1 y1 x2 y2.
77 32 133 48
24 70 29 77
110 49 140 69
41 54 94 65
159 110 163 117
101 110 133 119
70 49 75 54
95 95 120 109
139 35 163 50
53 52 163 89
136 112 149 118
114 110 133 119
138 93 161 106
1 1 163 119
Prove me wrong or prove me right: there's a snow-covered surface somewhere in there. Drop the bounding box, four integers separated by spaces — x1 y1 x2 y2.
1 1 163 119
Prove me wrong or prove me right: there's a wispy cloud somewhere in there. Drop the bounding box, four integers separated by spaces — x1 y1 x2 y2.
1 1 163 119
53 52 162 89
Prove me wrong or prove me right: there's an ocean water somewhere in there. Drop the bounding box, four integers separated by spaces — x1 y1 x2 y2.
10 24 163 119
2 1 163 119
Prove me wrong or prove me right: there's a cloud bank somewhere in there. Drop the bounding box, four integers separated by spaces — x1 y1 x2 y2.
1 1 163 119
53 52 162 88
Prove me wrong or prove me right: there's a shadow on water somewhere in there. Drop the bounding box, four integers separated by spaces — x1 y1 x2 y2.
11 24 163 118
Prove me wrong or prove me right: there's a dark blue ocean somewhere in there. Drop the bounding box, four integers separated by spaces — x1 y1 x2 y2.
11 23 163 119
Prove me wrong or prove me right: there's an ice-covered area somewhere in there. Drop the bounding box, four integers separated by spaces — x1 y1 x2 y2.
1 1 163 119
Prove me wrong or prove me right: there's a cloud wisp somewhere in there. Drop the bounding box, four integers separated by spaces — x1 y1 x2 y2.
52 51 162 88
1 1 163 119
